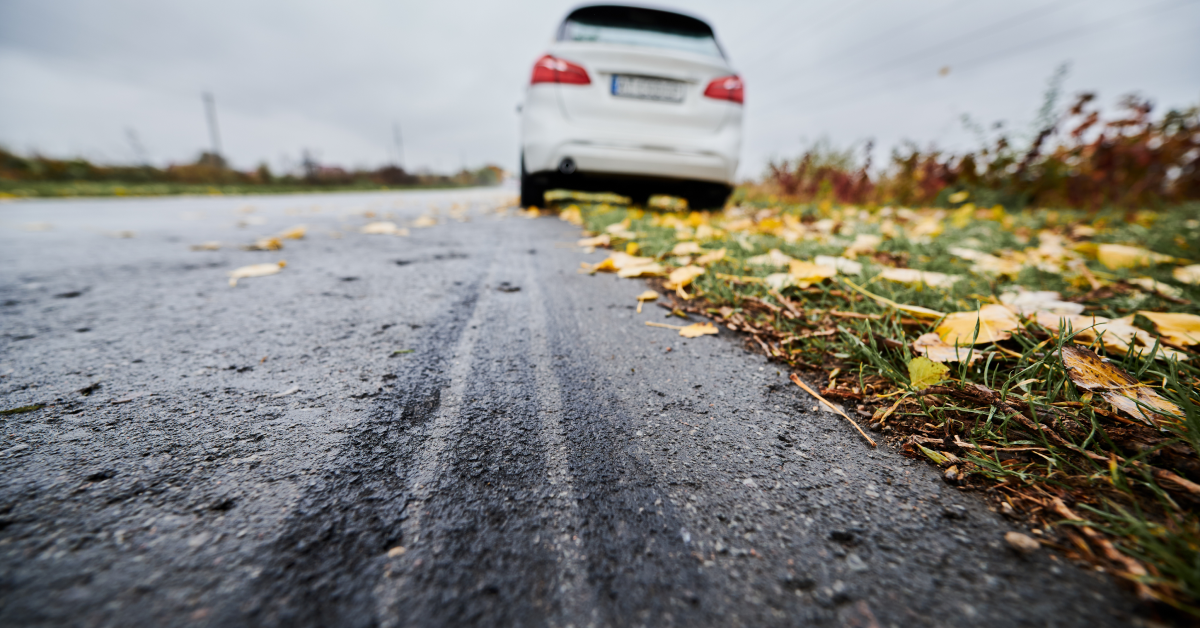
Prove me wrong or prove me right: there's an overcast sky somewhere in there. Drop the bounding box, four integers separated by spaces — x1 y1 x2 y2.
1 0 1197 178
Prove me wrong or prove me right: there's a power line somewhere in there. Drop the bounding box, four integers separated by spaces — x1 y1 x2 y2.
750 0 970 81
769 0 1090 105
767 0 1194 116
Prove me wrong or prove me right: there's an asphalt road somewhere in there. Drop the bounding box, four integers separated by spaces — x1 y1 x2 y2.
0 188 1139 627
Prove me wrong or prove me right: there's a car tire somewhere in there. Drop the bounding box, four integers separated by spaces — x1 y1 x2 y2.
519 155 546 208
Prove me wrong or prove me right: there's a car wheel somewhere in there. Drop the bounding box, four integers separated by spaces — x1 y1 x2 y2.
519 154 546 208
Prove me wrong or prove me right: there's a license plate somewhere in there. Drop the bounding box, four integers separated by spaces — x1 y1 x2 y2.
611 75 685 103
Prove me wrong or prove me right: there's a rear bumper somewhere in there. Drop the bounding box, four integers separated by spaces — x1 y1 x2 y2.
553 142 731 183
520 87 741 185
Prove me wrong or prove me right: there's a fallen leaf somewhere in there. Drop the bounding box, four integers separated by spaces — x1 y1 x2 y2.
908 356 949 391
577 234 611 248
361 221 409 236
694 248 727 266
1173 264 1200 285
1136 311 1200 346
948 190 970 204
278 225 307 240
1096 243 1175 269
948 247 1023 276
664 265 705 290
671 241 703 256
788 260 837 287
190 241 221 251
679 322 718 338
814 255 862 275
559 206 583 225
618 263 665 278
999 289 1084 316
913 332 982 363
936 304 1021 346
412 216 437 228
916 443 950 465
244 236 283 251
1060 344 1182 427
636 290 659 302
878 267 962 289
844 234 882 258
1127 277 1183 300
746 249 794 267
228 261 286 287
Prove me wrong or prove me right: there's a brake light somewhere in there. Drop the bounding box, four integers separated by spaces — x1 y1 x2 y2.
704 75 744 104
530 54 591 85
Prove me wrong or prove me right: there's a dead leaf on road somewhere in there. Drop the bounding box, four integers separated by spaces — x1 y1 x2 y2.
245 236 283 251
636 290 659 313
228 261 286 287
578 234 611 248
679 322 718 338
278 225 307 240
361 222 409 236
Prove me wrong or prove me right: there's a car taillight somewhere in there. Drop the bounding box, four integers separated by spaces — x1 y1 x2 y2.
530 54 591 85
704 75 744 104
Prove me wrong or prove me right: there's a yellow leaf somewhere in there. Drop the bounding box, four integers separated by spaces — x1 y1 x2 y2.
1096 243 1175 269
412 215 437 228
1173 264 1200 285
948 190 970 204
1060 345 1182 427
577 234 611 248
618 263 665 278
878 267 962 289
278 225 307 240
636 290 659 302
559 206 583 226
664 265 705 289
228 261 286 287
694 248 726 266
625 242 640 255
246 236 283 251
948 247 1023 276
912 332 981 363
1136 311 1200 346
935 304 1021 346
908 356 949 391
788 260 837 288
679 322 719 338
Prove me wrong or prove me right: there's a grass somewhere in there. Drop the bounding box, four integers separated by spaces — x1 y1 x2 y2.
557 196 1200 618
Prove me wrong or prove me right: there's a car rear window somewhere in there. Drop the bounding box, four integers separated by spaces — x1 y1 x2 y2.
559 5 723 58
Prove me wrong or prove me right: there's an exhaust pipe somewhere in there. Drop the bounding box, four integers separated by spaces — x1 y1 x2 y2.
558 158 576 175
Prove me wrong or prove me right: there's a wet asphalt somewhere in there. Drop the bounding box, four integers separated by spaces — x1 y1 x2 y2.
0 187 1139 627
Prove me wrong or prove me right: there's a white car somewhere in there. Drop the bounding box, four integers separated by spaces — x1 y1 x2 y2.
519 4 743 209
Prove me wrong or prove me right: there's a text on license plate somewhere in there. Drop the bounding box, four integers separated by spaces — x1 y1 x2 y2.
611 75 685 103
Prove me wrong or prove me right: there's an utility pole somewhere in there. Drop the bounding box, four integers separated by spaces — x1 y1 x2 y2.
392 122 404 170
202 92 223 165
